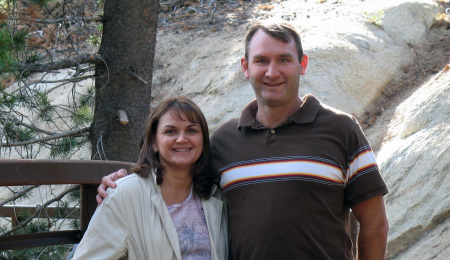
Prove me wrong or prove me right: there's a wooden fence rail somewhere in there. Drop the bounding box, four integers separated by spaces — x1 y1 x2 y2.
0 159 132 251
0 159 360 256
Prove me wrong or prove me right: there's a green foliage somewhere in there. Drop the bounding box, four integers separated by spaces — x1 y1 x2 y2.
0 25 28 83
1 0 98 258
0 92 22 109
16 208 32 221
34 90 54 122
55 201 71 217
88 24 103 46
79 85 95 107
72 86 95 127
3 122 37 143
23 219 50 234
0 25 27 49
364 10 385 28
88 34 101 46
71 104 93 125
1 244 73 260
25 52 43 64
68 186 80 201
49 136 86 158
29 0 53 7
1 0 96 157
70 218 80 229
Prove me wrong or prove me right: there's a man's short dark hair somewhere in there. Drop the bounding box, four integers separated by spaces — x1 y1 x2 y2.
245 20 304 61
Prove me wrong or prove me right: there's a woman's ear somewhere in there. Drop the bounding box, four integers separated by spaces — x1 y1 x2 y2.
152 143 158 153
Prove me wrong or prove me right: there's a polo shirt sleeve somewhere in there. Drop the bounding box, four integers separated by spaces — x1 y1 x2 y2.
345 121 388 208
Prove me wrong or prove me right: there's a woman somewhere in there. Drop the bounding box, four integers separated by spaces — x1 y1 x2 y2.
73 97 228 260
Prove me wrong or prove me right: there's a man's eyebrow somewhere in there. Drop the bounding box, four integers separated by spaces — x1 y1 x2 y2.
252 54 267 60
252 53 294 60
279 53 294 58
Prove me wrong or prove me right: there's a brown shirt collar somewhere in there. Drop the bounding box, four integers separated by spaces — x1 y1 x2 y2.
238 94 321 130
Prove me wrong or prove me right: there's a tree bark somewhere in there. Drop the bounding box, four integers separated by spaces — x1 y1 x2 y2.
91 0 159 162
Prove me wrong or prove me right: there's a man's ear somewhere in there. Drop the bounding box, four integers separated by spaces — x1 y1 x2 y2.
241 57 250 79
300 54 308 75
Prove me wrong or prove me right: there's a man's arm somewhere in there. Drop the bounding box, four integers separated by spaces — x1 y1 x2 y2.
351 195 389 260
96 169 128 204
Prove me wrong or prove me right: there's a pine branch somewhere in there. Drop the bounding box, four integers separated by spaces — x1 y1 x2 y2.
2 185 79 236
2 127 90 147
0 186 39 207
8 15 103 24
12 75 94 95
13 54 103 72
1 113 55 135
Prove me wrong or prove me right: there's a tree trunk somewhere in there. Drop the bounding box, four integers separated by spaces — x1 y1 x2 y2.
91 0 159 162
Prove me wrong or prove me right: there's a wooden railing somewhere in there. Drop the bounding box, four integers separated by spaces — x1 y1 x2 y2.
0 159 132 251
0 159 360 256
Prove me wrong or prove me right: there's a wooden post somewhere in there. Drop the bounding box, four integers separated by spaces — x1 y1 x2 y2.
80 184 99 235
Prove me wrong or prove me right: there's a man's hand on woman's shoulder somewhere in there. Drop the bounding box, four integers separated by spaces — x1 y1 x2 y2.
96 169 128 205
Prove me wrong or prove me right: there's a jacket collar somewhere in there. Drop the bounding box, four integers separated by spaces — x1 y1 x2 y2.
150 169 222 260
151 168 219 197
150 170 182 260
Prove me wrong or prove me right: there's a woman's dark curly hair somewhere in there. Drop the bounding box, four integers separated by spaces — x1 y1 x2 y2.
131 96 214 199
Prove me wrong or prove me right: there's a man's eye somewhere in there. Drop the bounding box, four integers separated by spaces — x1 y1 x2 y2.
281 58 289 63
255 59 267 64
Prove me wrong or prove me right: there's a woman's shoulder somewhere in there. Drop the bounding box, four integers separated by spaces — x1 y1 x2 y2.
107 173 156 197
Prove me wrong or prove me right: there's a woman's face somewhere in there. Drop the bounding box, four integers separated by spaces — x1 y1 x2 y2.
153 110 204 172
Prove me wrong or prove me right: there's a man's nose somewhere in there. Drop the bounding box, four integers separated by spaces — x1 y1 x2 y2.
265 63 280 78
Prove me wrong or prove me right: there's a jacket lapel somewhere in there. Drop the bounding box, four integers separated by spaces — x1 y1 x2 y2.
150 172 182 260
202 185 223 260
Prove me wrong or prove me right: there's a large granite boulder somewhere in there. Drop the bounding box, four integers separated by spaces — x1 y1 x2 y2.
152 0 441 131
372 69 449 259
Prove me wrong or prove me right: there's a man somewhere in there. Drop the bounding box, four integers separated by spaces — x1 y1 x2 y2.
98 20 389 259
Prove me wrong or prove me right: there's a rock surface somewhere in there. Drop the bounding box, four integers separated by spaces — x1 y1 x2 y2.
151 0 442 130
367 69 449 259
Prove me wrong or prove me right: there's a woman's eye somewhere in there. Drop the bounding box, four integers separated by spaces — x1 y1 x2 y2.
164 129 176 134
188 128 199 134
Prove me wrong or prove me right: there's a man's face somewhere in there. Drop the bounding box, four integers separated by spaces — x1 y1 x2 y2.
241 29 308 108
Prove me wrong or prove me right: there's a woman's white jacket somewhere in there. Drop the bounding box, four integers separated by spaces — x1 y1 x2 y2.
72 172 228 260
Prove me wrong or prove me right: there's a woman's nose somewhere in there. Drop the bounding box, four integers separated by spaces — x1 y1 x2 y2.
176 131 188 142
